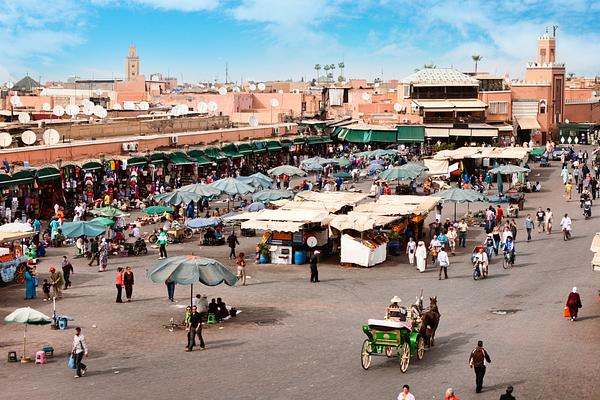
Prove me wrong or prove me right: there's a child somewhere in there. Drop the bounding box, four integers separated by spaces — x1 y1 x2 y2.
42 279 51 301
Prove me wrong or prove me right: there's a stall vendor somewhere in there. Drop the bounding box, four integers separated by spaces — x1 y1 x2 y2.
26 244 37 265
386 296 407 322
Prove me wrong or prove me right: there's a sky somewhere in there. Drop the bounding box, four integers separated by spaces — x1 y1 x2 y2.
1 0 600 84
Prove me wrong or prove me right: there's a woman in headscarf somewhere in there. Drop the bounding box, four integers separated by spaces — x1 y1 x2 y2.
24 266 37 300
98 238 109 272
415 241 427 273
566 287 582 321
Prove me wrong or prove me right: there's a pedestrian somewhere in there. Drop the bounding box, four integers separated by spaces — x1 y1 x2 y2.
545 208 553 234
24 266 37 300
98 238 109 272
235 252 247 286
406 237 416 265
499 385 516 400
49 267 64 299
457 218 468 247
535 207 545 233
565 287 582 321
446 226 457 255
41 279 51 301
227 231 240 259
165 278 176 302
397 384 415 400
560 213 572 240
158 229 168 259
469 340 491 393
88 238 99 266
564 180 573 200
496 204 503 223
415 241 427 273
509 219 517 241
444 388 460 400
309 250 320 283
185 306 205 351
115 267 124 303
123 266 134 301
61 256 73 289
437 247 449 280
524 215 534 241
71 327 88 378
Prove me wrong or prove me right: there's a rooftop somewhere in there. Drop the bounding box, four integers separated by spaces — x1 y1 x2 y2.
401 68 479 87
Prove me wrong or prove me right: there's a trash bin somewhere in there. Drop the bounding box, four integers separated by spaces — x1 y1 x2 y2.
293 250 306 265
58 317 68 330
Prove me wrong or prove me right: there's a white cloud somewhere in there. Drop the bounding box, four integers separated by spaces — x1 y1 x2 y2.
129 0 219 11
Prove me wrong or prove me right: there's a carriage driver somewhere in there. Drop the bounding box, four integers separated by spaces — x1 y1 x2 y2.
386 296 408 322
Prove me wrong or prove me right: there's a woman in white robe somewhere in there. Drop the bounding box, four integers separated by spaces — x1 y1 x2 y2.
415 241 427 273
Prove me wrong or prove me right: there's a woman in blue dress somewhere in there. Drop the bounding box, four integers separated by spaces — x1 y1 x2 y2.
25 267 37 300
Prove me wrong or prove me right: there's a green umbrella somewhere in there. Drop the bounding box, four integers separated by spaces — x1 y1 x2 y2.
61 221 106 238
143 205 174 215
155 191 203 206
488 164 530 174
267 165 307 177
249 172 274 184
336 158 352 167
301 156 338 166
402 162 429 174
90 206 129 218
146 255 238 305
252 189 294 203
178 183 222 198
370 149 398 158
530 147 545 157
432 188 488 220
91 217 115 227
5 307 52 361
237 175 273 189
379 166 421 181
209 177 255 196
333 171 352 179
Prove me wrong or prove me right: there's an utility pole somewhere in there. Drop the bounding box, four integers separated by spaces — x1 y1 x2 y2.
225 62 229 84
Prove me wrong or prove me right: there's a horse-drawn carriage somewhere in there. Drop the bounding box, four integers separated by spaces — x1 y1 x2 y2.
360 296 440 373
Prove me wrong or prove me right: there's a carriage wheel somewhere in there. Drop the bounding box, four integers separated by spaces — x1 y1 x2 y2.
361 339 372 370
14 264 26 284
399 342 411 373
148 234 158 244
416 337 425 360
184 229 193 239
385 346 393 358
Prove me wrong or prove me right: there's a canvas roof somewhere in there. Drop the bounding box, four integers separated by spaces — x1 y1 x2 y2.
402 68 479 87
329 213 400 232
240 220 305 232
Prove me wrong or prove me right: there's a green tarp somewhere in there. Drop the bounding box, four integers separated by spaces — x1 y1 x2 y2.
8 169 35 185
267 140 282 152
280 139 293 147
82 161 102 171
169 156 194 166
307 136 326 144
397 125 425 143
0 174 11 188
340 129 370 143
222 144 243 159
37 167 61 182
149 153 165 164
127 157 148 167
204 148 228 161
237 143 253 155
321 136 333 143
293 137 307 144
252 142 267 154
370 130 397 143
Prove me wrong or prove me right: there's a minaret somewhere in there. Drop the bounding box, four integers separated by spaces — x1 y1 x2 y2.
126 45 139 81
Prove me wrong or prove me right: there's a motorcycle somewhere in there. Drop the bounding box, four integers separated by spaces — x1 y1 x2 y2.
133 237 148 256
147 228 161 244
583 200 592 219
472 260 488 280
502 251 515 269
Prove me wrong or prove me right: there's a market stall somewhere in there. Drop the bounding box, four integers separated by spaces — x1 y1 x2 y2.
0 232 35 284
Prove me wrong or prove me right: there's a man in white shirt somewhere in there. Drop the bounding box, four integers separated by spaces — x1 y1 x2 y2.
437 248 450 280
72 327 89 378
397 384 416 400
560 213 572 240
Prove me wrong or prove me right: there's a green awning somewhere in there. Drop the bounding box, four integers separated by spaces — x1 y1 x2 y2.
9 169 35 186
127 156 148 167
340 129 371 143
307 136 325 144
370 130 397 143
293 137 307 144
396 125 425 143
221 144 242 159
82 161 103 171
0 173 13 188
204 148 228 161
238 143 253 155
252 142 268 154
267 140 282 152
331 127 342 137
149 153 165 164
188 150 205 158
321 136 333 143
280 139 293 147
169 156 194 166
37 167 61 182
194 156 212 166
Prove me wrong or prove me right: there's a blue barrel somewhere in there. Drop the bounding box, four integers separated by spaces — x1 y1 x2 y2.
293 250 306 265
58 317 68 330
259 253 269 264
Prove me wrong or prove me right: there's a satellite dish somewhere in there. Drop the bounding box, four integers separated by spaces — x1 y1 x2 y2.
53 105 65 117
361 93 371 101
7 81 14 89
197 102 208 113
18 113 31 124
0 132 12 148
270 98 279 107
151 75 160 82
97 108 108 119
565 119 570 124
83 104 94 115
170 106 180 116
249 84 257 91
95 89 103 96
374 82 380 88
233 86 241 93
278 89 284 94
10 95 20 106
42 102 51 111
218 87 227 95
139 101 149 111
43 129 60 145
123 101 136 111
248 115 258 127
257 83 266 91
21 130 36 145
178 104 189 115
112 103 122 110
207 101 218 112
93 105 105 117
65 104 80 116
393 103 402 112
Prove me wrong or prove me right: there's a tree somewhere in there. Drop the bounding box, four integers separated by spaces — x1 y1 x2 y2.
338 75 345 83
472 55 482 73
567 72 575 81
314 64 321 81
338 62 345 78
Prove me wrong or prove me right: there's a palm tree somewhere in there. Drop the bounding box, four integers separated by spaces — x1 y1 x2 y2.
567 72 575 81
414 63 437 72
338 62 345 79
314 64 321 81
472 55 482 73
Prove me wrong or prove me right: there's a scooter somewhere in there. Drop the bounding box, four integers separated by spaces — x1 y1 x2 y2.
472 260 488 280
583 200 592 219
133 237 148 256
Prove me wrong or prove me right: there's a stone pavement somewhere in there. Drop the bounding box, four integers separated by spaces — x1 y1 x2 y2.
1 153 599 400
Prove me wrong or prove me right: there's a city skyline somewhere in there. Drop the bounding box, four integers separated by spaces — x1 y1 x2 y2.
1 0 600 84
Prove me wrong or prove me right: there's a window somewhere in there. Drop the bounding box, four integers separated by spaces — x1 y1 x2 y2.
539 100 546 114
489 101 508 114
403 85 410 98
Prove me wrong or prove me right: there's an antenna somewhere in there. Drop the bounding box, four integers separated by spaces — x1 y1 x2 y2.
225 62 229 84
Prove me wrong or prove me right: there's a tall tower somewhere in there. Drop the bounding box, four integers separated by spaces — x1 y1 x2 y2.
126 45 139 81
537 33 556 65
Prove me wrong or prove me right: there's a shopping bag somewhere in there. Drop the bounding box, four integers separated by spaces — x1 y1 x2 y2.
563 306 570 318
68 354 76 369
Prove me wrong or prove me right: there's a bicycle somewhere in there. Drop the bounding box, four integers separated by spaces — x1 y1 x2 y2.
502 251 514 269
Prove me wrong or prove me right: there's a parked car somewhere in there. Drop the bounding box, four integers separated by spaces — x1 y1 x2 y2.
552 145 574 161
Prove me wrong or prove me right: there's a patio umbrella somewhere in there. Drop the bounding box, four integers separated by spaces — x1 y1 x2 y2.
4 307 52 361
370 149 398 158
246 201 266 212
368 163 384 174
333 171 352 179
530 148 545 157
432 188 489 220
301 156 338 166
146 255 238 305
90 206 129 218
252 189 294 203
248 172 274 185
61 221 106 238
143 205 174 215
336 158 352 167
178 183 222 198
379 165 422 182
488 164 530 174
402 162 429 175
0 222 33 233
209 177 255 196
301 162 324 172
91 217 115 227
267 165 307 177
185 217 222 229
154 190 203 206
237 175 272 189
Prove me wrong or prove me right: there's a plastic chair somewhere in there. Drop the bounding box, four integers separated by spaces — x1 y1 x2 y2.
35 351 46 365
206 313 217 325
42 346 54 357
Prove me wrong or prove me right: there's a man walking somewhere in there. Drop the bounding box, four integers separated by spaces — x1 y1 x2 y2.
185 306 205 351
49 267 64 299
437 247 450 280
457 218 468 248
469 340 491 393
72 327 89 378
535 207 545 233
88 238 100 266
310 250 320 283
524 215 534 241
158 229 168 259
227 231 240 259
